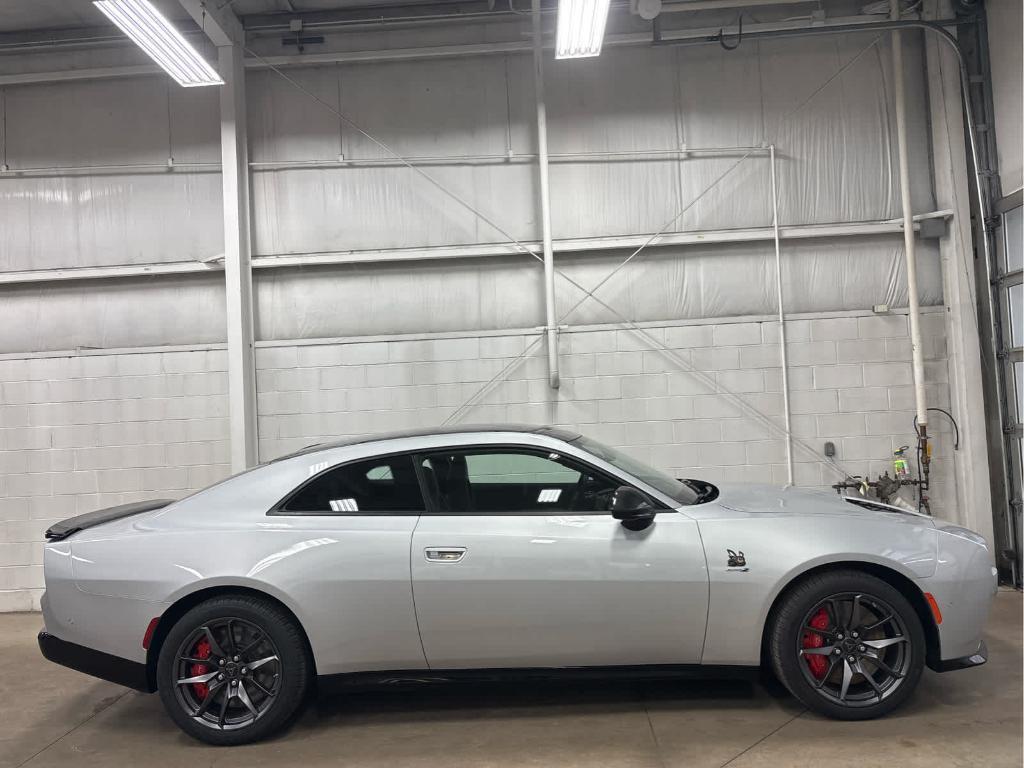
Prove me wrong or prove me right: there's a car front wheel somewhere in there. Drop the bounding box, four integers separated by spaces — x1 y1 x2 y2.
156 595 311 745
769 570 926 720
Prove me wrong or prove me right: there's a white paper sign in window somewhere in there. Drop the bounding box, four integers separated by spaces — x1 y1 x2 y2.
537 489 562 503
329 498 359 512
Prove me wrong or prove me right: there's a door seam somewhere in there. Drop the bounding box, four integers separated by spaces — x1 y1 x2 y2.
408 513 431 670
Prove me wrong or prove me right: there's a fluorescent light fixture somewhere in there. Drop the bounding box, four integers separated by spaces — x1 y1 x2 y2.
555 0 612 59
93 0 223 87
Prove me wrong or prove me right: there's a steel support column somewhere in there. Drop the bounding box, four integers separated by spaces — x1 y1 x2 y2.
219 43 258 471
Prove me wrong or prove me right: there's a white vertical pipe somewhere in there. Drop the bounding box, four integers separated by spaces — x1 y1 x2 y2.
890 0 929 433
219 44 258 471
770 145 794 486
533 0 560 389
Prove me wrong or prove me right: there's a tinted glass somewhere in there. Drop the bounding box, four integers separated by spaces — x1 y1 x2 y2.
282 455 424 512
570 435 700 505
421 449 619 513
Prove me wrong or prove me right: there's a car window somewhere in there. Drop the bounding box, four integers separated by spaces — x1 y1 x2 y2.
570 435 701 505
281 455 425 513
420 449 620 514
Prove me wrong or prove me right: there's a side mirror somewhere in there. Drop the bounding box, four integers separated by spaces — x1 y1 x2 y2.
610 486 657 531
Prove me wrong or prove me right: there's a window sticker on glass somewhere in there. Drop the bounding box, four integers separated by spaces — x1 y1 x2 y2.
329 498 359 512
537 489 562 503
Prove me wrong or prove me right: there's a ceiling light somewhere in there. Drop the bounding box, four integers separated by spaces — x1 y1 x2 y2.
93 0 223 87
556 0 612 59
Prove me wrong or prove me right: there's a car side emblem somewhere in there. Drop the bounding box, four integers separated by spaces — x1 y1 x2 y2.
727 549 747 569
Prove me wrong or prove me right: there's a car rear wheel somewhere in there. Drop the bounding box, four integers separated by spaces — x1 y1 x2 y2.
156 595 311 745
769 570 926 720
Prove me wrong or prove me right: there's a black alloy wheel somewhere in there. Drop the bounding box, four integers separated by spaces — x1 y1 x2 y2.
769 569 926 720
156 596 311 745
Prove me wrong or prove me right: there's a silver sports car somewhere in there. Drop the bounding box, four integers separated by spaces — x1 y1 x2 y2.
38 425 997 745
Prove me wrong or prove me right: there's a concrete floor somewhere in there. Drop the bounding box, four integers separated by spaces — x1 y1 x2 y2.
2 592 1020 768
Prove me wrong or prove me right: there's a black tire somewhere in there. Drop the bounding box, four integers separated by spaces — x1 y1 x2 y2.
768 569 926 720
156 595 311 745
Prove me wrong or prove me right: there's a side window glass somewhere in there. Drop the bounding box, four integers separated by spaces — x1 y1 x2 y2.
421 450 618 514
282 455 424 513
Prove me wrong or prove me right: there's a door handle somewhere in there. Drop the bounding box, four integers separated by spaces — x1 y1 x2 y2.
424 547 467 563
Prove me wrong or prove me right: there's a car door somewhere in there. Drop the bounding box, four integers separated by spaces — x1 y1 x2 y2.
409 445 709 669
266 451 428 674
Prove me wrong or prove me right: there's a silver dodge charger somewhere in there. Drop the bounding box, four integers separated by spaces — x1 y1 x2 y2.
38 425 997 745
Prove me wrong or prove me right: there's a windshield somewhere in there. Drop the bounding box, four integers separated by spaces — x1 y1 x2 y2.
571 435 701 506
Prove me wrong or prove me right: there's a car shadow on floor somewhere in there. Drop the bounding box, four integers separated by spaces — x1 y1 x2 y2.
307 673 795 722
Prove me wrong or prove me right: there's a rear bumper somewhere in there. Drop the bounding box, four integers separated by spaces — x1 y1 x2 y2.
931 639 988 673
38 630 153 692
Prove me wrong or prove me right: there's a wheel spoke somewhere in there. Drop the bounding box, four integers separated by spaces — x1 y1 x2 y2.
824 599 842 628
802 625 830 635
248 677 274 698
238 632 264 658
814 656 839 689
838 659 853 701
180 656 213 664
848 595 862 629
863 636 907 650
201 626 227 659
799 646 836 657
855 660 883 698
226 619 239 656
248 655 279 671
868 654 906 680
860 612 894 633
236 681 259 719
177 670 220 686
194 679 226 717
218 687 230 728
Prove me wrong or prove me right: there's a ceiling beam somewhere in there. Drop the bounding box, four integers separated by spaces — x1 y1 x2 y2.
177 0 243 47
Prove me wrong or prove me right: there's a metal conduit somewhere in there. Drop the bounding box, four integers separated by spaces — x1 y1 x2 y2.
769 145 794 486
532 0 559 389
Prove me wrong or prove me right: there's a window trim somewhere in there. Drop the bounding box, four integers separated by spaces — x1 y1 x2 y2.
414 443 669 516
268 449 427 517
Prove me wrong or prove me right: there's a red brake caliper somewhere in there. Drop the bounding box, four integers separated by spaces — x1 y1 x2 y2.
191 638 212 700
801 608 830 679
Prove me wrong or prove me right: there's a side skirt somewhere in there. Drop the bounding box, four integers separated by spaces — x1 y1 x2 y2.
317 664 761 693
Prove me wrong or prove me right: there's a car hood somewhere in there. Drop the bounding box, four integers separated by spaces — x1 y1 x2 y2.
707 482 935 523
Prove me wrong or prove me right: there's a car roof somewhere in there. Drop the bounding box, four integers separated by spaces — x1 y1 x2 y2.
275 424 581 461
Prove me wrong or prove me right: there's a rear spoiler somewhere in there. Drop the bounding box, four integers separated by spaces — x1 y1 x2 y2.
44 499 175 542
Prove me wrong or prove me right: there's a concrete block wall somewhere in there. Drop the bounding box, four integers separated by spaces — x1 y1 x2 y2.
0 349 230 611
256 307 956 510
0 309 956 611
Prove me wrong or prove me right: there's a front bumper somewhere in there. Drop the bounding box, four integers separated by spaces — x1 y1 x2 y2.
38 631 153 692
932 639 988 673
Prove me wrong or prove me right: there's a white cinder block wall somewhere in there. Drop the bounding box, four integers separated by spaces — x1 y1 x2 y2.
258 308 955 506
0 349 230 611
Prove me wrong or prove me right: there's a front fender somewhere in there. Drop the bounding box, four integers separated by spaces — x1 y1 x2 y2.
696 514 937 665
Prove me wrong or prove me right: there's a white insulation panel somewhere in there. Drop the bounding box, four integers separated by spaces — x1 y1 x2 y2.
0 28 940 352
